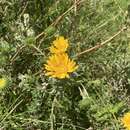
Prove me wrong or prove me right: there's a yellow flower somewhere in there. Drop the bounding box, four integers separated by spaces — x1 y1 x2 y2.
0 78 7 89
44 53 78 79
121 112 130 130
50 36 69 54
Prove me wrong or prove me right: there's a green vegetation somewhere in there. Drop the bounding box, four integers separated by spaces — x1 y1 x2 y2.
0 0 130 129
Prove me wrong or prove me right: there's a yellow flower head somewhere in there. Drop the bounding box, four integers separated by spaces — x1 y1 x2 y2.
121 112 130 130
0 78 7 89
44 53 78 79
50 36 69 54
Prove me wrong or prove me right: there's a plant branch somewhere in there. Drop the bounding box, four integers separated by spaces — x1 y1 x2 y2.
35 0 83 41
75 26 126 57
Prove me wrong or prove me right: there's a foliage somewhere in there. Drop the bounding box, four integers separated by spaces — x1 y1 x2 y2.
0 0 130 129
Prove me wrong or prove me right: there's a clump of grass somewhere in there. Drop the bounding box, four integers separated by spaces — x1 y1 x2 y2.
0 0 130 129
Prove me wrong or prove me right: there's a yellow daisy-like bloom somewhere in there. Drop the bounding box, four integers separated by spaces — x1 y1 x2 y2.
0 78 7 89
121 112 130 130
44 53 78 79
50 36 69 54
